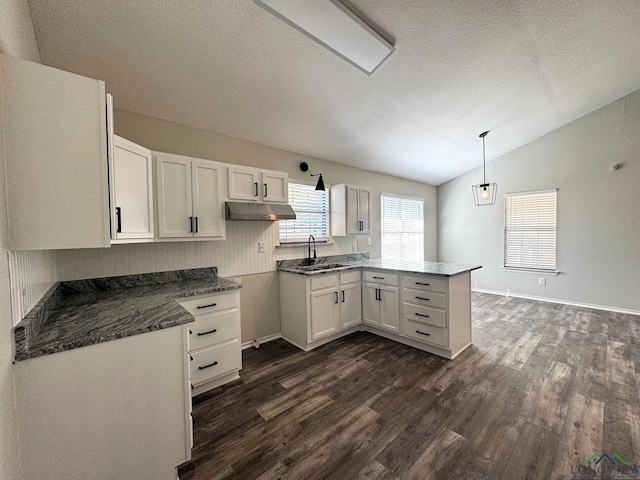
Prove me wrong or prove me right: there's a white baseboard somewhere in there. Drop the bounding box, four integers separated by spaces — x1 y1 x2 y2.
241 333 282 350
473 288 640 316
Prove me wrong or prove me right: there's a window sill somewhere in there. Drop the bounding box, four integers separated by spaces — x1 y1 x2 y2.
276 241 334 249
502 267 560 276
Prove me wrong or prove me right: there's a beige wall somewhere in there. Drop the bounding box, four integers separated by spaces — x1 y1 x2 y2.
438 89 640 312
0 1 41 478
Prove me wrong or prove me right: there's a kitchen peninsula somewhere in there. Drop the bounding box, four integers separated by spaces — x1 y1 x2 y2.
278 255 481 360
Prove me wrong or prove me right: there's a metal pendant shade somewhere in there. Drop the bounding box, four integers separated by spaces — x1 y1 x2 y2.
472 131 498 206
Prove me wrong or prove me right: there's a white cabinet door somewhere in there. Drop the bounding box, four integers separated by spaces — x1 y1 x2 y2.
1 54 110 250
191 159 225 239
155 155 193 237
262 171 288 203
111 136 154 240
346 185 361 234
359 187 371 233
228 166 261 201
362 284 380 327
379 286 400 333
310 288 339 341
340 282 362 329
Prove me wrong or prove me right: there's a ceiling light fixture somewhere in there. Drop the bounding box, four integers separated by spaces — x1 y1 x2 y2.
300 162 325 191
255 0 395 75
472 131 498 206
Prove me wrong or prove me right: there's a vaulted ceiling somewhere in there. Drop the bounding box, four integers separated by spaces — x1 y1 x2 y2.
28 0 640 185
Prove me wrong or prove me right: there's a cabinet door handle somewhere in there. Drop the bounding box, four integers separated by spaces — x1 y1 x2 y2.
342 290 345 302
198 361 218 370
197 328 218 336
373 276 384 280
196 303 217 309
415 282 430 286
194 216 199 233
188 329 193 335
415 330 431 336
264 183 268 197
415 296 430 301
334 292 339 304
189 354 193 361
374 288 379 301
359 220 363 231
190 382 194 390
378 288 382 301
115 207 122 233
415 313 430 318
189 216 193 233
254 182 259 196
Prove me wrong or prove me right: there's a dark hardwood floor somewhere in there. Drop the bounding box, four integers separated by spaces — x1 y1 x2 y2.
178 293 640 479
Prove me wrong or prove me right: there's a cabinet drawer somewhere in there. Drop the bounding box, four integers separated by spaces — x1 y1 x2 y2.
188 310 238 352
402 288 446 309
310 274 338 291
403 319 448 348
402 274 447 293
403 304 446 328
190 341 239 386
180 291 237 316
340 270 360 284
363 271 398 286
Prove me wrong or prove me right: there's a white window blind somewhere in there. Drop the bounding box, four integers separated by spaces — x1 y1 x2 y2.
279 182 329 243
504 190 557 271
381 194 424 263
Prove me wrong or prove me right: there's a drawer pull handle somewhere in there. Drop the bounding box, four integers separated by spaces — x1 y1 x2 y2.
415 282 430 286
415 313 430 318
373 276 384 279
416 330 431 336
415 296 430 301
196 303 217 309
198 361 219 370
197 328 218 336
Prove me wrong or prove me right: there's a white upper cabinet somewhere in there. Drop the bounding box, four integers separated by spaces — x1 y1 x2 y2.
155 153 225 240
227 166 288 204
109 134 154 241
330 184 372 235
1 54 110 250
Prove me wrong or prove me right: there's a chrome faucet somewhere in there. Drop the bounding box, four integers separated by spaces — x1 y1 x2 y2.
307 235 317 265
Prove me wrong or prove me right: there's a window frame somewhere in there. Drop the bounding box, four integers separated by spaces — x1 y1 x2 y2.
278 179 330 245
380 192 425 263
503 189 558 274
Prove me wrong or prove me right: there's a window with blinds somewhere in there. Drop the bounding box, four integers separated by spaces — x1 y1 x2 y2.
279 182 330 243
381 194 424 263
504 190 557 271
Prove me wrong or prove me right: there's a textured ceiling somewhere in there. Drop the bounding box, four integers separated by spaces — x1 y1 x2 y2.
28 0 640 186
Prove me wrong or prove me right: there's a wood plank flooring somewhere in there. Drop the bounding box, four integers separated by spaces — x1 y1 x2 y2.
178 293 640 480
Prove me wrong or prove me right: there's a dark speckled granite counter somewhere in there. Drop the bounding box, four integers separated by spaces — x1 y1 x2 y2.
278 255 481 277
14 268 241 361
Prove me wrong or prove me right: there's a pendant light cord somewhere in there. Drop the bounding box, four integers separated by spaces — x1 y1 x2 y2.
479 131 489 184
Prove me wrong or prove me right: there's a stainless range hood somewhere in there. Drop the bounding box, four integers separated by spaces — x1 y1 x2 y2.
225 202 296 221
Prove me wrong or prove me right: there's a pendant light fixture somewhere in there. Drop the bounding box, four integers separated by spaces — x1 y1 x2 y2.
472 131 498 206
300 162 325 191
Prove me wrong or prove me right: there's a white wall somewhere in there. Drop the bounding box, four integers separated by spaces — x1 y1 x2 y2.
0 2 42 478
438 90 640 313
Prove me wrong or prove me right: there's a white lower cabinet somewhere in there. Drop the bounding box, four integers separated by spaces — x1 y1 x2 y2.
14 327 191 480
362 271 400 333
280 271 362 350
181 290 242 396
280 267 473 359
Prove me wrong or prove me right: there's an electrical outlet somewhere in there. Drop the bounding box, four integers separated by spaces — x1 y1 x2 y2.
258 242 266 253
538 277 546 286
367 237 372 246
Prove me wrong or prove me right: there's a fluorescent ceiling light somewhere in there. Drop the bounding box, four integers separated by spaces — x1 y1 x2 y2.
255 0 395 75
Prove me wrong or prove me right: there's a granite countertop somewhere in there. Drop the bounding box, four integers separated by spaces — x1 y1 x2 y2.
14 268 241 362
277 255 481 277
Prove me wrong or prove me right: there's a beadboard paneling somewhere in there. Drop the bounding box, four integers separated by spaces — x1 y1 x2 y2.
56 222 357 281
8 250 57 326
